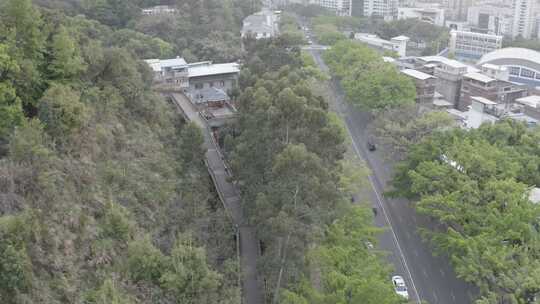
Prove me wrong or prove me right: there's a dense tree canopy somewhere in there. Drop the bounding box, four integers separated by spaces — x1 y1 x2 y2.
323 40 416 110
289 5 449 55
281 207 402 304
393 120 540 302
373 105 456 159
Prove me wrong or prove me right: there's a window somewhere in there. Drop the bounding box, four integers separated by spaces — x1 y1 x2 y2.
509 66 520 76
220 81 225 87
195 83 203 89
520 68 535 78
209 82 214 87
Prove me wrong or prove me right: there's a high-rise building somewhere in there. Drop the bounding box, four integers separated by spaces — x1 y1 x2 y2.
467 4 514 35
445 0 473 20
310 0 353 16
363 0 397 20
512 0 535 38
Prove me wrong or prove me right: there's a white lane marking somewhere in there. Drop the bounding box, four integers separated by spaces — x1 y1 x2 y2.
358 161 421 302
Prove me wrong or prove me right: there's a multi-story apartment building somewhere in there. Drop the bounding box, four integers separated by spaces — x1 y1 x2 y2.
417 57 470 107
458 71 527 110
449 30 502 61
311 0 353 16
445 0 473 20
363 0 398 20
467 4 514 35
512 0 535 38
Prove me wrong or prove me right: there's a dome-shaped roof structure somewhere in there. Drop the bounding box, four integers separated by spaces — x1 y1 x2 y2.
478 48 540 69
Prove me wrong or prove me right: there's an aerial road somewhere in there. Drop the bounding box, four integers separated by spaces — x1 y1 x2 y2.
307 47 477 304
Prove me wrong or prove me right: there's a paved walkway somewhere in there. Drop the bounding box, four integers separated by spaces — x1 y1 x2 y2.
170 93 263 304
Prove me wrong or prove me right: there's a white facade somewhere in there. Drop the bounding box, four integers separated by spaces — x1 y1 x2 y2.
310 0 352 16
449 30 502 61
512 0 535 38
363 0 398 20
145 57 188 87
397 7 445 26
480 63 510 81
354 33 409 57
241 10 280 39
141 5 177 15
466 96 499 128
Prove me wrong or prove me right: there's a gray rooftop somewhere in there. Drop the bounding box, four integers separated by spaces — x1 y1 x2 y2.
402 69 435 80
145 57 187 72
188 62 240 78
191 87 230 104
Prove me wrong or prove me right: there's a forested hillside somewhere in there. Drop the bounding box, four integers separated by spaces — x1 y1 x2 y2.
0 0 249 303
35 0 259 62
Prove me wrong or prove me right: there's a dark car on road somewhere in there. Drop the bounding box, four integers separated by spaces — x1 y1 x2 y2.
367 137 376 151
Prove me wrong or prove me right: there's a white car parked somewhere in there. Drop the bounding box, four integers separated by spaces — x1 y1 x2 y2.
392 275 409 300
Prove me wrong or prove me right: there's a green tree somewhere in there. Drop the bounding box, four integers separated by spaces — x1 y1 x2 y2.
342 62 416 110
179 122 205 170
313 23 346 45
38 84 89 140
49 26 87 79
102 202 135 242
85 279 133 304
280 207 400 304
324 41 416 110
373 105 455 159
392 120 540 302
0 0 45 61
0 213 34 303
0 44 24 144
8 119 51 164
127 236 166 283
160 235 223 303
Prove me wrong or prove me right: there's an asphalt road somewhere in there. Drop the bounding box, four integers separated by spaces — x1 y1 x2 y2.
308 49 477 304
